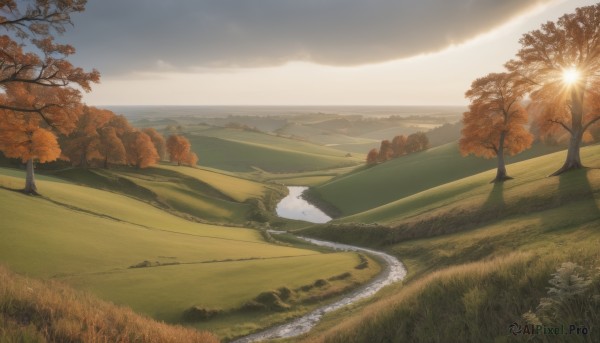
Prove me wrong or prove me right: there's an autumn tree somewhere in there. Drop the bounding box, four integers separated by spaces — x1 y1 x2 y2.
506 3 600 175
184 151 199 167
142 128 167 161
97 127 126 169
391 135 407 157
366 148 379 165
460 72 533 182
0 0 99 93
61 106 113 167
405 132 429 154
0 0 98 193
377 140 393 162
167 134 197 167
0 82 82 193
123 131 159 169
106 115 133 137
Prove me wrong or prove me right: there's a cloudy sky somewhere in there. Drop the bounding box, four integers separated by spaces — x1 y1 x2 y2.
63 0 597 106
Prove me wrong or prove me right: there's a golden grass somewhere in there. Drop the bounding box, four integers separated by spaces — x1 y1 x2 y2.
303 252 534 343
0 265 219 343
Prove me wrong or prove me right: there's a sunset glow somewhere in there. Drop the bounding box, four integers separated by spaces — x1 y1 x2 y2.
562 67 579 85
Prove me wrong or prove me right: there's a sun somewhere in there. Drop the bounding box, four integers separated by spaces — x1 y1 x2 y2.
562 67 579 85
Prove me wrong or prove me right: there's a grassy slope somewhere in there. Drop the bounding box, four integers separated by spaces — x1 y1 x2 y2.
342 144 600 226
156 165 268 202
311 142 563 216
185 128 361 173
299 146 600 342
0 169 378 340
50 165 282 225
0 265 219 343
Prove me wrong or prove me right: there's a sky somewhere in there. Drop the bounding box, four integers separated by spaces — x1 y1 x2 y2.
62 0 599 106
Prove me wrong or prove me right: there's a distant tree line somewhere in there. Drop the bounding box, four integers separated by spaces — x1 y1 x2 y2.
61 106 198 169
366 132 429 165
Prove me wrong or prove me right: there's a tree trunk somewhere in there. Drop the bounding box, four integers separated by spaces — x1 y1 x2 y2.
80 148 88 168
493 131 512 183
551 84 585 176
23 158 39 195
104 156 109 169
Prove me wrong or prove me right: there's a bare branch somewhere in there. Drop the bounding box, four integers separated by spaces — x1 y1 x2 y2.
548 119 573 134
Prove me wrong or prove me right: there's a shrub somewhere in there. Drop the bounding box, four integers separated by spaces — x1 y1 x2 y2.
182 306 222 322
328 272 352 281
314 279 329 287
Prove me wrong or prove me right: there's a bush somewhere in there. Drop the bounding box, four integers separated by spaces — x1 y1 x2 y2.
524 262 599 329
355 254 369 270
277 287 293 300
314 279 329 287
241 290 291 312
328 272 352 281
182 306 222 322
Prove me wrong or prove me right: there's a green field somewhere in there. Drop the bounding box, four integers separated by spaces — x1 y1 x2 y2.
0 169 379 340
309 142 563 216
49 165 284 225
183 127 362 173
299 145 600 342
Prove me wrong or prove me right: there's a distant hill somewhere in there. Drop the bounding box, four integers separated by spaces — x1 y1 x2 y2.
425 122 462 147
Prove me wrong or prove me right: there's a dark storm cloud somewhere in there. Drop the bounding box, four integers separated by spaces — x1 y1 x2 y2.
63 0 553 75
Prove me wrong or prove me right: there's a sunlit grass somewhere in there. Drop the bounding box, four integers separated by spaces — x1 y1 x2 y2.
0 167 381 339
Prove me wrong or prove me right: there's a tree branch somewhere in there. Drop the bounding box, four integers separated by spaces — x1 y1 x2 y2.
0 104 61 129
548 119 573 134
583 115 600 132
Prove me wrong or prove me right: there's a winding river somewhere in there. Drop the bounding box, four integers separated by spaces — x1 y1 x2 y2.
275 186 331 224
232 187 406 342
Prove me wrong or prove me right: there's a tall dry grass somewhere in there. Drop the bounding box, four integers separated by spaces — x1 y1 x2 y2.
0 265 218 343
303 252 594 343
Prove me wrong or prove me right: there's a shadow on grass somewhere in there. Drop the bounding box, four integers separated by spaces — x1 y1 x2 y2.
0 185 25 194
558 168 599 209
482 182 505 211
541 168 600 232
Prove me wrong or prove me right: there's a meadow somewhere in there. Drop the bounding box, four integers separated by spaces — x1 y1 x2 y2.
1 109 598 342
0 168 380 340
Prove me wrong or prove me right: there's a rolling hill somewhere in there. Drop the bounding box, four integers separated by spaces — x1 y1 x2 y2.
184 128 362 173
307 141 563 216
0 168 380 340
299 145 600 342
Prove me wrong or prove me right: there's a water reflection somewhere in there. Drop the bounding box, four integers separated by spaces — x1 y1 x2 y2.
275 186 332 223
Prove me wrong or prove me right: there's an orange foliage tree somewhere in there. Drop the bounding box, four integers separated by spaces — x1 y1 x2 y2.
123 131 159 169
0 0 98 193
97 127 126 169
0 82 82 194
460 72 533 182
405 132 429 153
391 135 407 157
0 1 99 92
142 128 167 161
377 140 393 162
61 106 113 167
506 3 600 175
366 148 379 165
167 134 198 167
